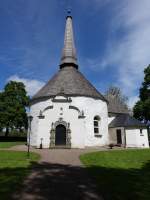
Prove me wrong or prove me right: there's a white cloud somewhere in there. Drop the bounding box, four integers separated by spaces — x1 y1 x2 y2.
88 0 150 103
7 75 45 96
128 96 139 109
110 0 150 96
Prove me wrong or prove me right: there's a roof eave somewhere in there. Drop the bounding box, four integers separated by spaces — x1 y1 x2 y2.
31 93 107 104
60 62 78 69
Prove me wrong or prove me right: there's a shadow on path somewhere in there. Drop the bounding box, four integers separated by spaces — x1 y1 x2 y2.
13 162 103 200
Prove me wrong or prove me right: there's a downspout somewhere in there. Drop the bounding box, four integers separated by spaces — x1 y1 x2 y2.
124 128 126 148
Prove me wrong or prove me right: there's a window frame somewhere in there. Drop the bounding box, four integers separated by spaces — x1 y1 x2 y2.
140 129 144 136
93 116 101 136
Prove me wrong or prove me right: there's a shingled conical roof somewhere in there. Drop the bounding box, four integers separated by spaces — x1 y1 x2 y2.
33 66 106 100
32 14 106 102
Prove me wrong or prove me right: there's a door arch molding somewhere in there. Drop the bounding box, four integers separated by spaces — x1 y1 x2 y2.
50 119 71 148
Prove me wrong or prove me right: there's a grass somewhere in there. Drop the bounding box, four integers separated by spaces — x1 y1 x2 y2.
80 149 150 200
0 141 25 148
0 151 40 200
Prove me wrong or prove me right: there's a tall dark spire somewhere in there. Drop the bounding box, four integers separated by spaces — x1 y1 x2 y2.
60 11 78 69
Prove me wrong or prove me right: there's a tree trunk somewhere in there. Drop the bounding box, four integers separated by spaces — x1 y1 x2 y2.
5 127 9 137
20 127 23 133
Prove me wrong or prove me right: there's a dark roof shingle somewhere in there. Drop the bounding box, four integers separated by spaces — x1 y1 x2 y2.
109 114 146 128
32 66 106 101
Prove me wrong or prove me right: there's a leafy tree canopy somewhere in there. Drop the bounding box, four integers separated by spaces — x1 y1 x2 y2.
133 65 150 123
0 81 29 136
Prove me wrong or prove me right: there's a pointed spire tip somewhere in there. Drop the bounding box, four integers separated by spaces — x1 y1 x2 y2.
67 9 71 15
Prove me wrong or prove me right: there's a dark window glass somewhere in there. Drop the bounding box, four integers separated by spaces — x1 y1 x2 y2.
94 128 99 133
94 116 100 121
94 121 98 126
94 116 101 135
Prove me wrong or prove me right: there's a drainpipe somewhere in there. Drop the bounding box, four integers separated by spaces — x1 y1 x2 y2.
124 128 126 148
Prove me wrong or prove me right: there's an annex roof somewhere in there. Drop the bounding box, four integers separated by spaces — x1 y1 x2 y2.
109 113 146 128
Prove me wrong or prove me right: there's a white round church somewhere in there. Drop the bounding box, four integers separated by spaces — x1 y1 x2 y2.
29 14 109 148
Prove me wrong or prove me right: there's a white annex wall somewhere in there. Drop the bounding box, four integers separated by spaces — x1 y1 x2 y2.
126 128 149 148
30 96 109 148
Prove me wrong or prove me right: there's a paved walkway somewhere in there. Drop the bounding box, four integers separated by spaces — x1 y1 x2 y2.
11 145 104 200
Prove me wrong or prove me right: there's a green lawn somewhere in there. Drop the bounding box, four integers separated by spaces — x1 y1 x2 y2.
0 141 25 148
80 149 150 200
0 151 40 200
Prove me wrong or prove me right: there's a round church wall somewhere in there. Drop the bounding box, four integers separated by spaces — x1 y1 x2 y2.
29 96 109 148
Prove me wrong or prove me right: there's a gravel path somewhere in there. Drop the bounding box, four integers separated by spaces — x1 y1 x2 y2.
10 145 104 166
10 145 104 200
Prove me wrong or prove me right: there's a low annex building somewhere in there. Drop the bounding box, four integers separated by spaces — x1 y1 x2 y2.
106 93 149 148
29 13 149 149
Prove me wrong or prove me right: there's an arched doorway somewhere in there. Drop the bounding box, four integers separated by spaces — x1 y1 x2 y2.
55 124 66 146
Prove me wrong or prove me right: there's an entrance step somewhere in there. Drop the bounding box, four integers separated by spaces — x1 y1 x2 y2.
50 145 71 149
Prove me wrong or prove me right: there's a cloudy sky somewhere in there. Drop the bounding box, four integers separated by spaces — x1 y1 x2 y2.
0 0 150 108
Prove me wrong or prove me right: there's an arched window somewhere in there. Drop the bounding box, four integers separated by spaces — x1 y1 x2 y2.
94 116 100 135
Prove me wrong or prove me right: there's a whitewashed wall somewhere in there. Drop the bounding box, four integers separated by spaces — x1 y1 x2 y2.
30 96 109 148
126 128 149 148
108 127 125 145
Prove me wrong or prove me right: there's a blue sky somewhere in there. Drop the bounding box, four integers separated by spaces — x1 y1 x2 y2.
0 0 150 108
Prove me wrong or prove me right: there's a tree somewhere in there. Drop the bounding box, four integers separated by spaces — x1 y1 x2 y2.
105 86 129 107
105 86 130 115
133 65 150 124
0 92 6 131
0 81 29 136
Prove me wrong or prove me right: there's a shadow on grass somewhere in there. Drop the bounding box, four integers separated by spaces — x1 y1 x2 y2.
0 167 29 200
85 161 150 200
0 136 26 142
1 161 150 200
